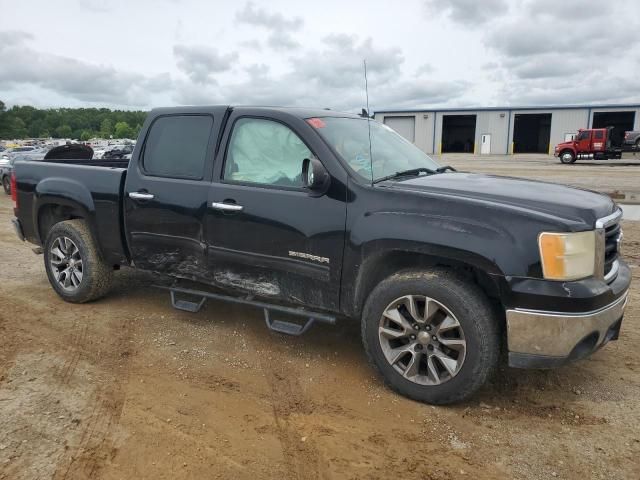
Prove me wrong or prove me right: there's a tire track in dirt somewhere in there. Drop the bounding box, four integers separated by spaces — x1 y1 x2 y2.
56 320 89 386
55 311 136 479
265 368 327 480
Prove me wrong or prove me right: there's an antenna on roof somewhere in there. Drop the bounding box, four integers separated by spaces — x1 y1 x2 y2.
363 59 374 186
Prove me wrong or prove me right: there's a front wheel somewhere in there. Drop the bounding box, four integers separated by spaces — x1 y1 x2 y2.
44 219 113 303
2 176 10 195
559 150 576 164
361 269 500 404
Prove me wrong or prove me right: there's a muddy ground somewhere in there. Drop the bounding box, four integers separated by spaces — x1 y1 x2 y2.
1 161 639 479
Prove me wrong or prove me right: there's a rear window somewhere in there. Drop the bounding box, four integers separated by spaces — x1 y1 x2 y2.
143 115 213 179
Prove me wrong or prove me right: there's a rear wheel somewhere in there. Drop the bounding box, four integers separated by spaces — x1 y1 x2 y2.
44 219 113 303
560 150 576 164
2 176 10 195
361 268 500 405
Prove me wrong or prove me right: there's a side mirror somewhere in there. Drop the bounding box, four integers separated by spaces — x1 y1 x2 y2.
302 157 330 195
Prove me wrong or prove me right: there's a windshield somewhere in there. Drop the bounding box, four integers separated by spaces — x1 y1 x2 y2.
310 117 440 182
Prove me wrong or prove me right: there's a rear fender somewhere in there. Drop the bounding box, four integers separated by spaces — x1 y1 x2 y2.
33 177 96 244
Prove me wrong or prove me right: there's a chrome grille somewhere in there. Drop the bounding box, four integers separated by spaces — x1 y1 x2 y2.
596 209 622 283
604 222 620 277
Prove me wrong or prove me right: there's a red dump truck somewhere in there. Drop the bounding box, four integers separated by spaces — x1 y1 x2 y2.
554 127 622 164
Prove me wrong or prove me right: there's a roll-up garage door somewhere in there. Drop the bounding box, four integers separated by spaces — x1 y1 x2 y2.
383 116 416 142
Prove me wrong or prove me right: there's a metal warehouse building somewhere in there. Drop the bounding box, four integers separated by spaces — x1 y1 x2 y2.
374 104 640 155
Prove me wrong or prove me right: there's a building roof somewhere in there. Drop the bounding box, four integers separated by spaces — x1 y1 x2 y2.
374 104 640 115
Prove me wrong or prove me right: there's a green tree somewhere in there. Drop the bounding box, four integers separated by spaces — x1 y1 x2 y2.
80 130 92 141
9 117 28 138
100 118 114 138
114 121 133 139
56 124 73 139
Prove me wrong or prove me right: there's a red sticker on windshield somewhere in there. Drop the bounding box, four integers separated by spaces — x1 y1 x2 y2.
306 118 326 129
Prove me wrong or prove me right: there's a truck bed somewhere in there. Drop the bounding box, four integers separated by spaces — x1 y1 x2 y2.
14 159 129 265
32 157 130 168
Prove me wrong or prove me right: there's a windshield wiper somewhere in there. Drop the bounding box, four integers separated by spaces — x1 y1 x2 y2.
436 165 457 173
372 167 438 184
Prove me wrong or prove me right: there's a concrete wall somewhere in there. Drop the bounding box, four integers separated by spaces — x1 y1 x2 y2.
476 110 510 154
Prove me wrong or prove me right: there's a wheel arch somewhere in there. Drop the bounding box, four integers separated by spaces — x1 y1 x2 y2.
33 177 96 244
350 248 504 319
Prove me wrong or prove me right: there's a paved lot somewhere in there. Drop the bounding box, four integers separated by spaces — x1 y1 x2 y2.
0 163 639 479
434 153 640 202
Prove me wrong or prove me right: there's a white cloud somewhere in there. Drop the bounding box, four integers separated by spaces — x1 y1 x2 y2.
1 0 640 111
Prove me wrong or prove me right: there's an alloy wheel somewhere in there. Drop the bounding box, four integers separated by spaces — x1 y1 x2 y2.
49 236 84 291
378 295 466 385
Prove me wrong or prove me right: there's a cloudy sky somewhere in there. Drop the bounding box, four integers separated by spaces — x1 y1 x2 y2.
1 0 639 112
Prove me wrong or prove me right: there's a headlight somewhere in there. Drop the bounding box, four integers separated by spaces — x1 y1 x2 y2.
538 231 596 280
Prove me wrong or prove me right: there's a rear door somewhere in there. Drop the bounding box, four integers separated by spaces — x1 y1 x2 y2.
124 110 222 279
203 110 348 311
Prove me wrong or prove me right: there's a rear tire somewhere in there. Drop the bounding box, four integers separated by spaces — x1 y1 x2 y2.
361 268 500 405
44 219 113 303
2 176 10 195
559 150 576 164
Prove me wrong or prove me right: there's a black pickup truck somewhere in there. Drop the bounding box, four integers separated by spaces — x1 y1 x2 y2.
10 106 630 404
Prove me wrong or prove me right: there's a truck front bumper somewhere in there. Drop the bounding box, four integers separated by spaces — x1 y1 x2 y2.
503 260 631 368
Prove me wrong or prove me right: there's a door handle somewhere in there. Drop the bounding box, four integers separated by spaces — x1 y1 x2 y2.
211 202 243 212
129 192 155 200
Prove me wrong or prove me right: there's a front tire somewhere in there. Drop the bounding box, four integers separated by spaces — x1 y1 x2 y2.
44 219 113 303
361 268 500 405
559 150 576 164
2 176 10 195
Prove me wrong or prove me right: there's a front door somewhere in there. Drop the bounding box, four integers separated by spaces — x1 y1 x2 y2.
204 113 347 311
124 114 216 278
480 134 491 154
574 130 592 154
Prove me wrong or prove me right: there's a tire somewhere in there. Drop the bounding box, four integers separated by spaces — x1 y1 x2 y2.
635 139 640 151
361 268 500 405
559 150 576 164
2 176 10 195
43 219 113 303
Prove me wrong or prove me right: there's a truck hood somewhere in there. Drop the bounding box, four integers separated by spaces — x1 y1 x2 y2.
386 172 615 227
555 141 574 149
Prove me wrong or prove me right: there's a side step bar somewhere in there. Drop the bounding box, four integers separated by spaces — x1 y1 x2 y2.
156 285 336 336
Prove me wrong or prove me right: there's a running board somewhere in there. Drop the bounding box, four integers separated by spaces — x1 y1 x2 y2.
156 285 336 336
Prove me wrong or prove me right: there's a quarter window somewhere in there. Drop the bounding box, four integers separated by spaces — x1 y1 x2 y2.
143 115 213 179
594 130 604 140
224 118 311 187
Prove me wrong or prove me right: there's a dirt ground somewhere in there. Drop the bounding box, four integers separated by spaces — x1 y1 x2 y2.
1 172 639 479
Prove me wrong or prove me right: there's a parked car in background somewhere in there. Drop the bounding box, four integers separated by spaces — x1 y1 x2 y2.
1 145 37 160
1 150 47 194
623 131 640 150
103 144 133 159
92 147 108 159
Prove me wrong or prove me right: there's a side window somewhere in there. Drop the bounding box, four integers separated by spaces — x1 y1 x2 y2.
143 115 213 179
577 131 590 141
594 130 604 140
224 118 311 187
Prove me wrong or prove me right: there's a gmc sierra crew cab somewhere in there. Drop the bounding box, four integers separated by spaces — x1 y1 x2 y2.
10 106 631 404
